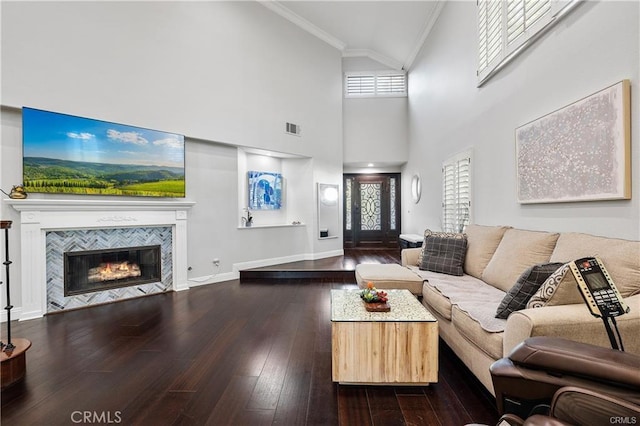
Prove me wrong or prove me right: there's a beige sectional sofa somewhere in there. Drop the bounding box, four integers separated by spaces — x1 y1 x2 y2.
378 225 639 394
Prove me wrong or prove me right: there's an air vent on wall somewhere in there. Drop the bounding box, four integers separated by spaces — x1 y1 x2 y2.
285 122 301 136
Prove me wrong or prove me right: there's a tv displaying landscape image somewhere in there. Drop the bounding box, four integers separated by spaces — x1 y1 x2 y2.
22 107 185 197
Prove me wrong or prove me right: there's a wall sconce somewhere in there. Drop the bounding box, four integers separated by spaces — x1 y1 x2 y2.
320 185 339 206
411 174 421 204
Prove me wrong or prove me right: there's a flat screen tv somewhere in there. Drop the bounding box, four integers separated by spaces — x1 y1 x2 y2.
22 107 185 197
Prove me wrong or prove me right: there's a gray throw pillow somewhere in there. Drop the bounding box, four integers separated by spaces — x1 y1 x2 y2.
419 234 468 276
495 262 564 319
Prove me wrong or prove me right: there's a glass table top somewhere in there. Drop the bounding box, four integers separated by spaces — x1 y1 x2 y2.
331 289 436 322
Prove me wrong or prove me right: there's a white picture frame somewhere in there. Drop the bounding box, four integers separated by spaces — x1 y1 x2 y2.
516 80 631 204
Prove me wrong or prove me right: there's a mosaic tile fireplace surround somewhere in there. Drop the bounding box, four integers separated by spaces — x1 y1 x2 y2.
7 199 194 320
46 227 172 312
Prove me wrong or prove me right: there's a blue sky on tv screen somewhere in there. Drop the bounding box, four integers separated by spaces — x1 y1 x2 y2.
23 108 185 168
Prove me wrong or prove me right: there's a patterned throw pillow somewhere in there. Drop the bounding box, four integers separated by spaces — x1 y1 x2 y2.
527 262 586 308
527 263 570 308
419 233 468 276
417 229 463 266
495 262 564 319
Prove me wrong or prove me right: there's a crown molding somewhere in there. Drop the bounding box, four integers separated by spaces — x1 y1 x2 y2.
403 1 445 71
258 1 347 51
342 49 403 71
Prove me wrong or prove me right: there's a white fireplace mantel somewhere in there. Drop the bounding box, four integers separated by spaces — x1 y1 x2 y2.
5 198 195 320
6 198 196 212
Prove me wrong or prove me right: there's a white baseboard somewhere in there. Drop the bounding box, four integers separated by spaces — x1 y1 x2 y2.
187 271 238 288
232 253 306 273
232 249 344 272
307 249 344 260
0 307 23 323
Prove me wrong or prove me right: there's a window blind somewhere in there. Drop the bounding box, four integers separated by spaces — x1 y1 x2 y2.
345 72 406 98
477 0 581 86
377 74 406 95
442 155 471 234
507 0 551 45
346 74 375 96
478 0 502 74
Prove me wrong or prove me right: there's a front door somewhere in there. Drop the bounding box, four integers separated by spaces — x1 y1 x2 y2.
344 174 401 248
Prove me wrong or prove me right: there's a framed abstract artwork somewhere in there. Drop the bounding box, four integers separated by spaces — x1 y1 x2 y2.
516 80 631 204
248 171 283 210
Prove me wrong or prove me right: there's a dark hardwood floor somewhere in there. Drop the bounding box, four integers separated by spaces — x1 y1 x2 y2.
1 250 498 426
239 248 403 281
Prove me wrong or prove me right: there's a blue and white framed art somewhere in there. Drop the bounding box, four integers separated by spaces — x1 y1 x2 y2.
248 171 283 210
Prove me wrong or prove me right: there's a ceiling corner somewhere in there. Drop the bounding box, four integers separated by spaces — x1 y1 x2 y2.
258 1 347 51
342 49 403 71
403 1 445 71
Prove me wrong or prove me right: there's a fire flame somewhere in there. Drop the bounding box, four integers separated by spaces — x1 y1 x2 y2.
88 261 141 282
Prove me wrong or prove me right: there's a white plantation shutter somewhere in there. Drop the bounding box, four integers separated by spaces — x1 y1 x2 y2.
442 153 472 233
376 73 407 95
477 0 581 86
507 0 551 45
478 0 502 75
346 74 375 96
345 72 406 98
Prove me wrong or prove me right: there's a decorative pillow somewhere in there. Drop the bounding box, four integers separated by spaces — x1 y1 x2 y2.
419 233 468 276
417 229 463 266
527 262 584 309
495 262 564 319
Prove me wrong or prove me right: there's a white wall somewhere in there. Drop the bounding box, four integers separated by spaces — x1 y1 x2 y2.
0 1 344 312
342 57 408 168
403 1 640 240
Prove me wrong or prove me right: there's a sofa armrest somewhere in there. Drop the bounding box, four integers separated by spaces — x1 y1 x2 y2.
401 247 421 267
504 294 640 357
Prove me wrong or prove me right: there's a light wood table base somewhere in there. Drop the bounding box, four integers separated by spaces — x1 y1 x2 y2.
331 289 438 385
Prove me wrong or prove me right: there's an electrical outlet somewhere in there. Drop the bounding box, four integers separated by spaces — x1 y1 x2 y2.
212 258 220 266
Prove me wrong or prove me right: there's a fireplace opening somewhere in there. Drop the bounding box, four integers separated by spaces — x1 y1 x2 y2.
64 245 161 296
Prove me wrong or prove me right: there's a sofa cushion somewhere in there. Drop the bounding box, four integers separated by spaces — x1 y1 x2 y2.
422 281 453 320
464 224 511 279
482 229 560 292
355 263 423 295
419 233 468 276
550 233 640 297
495 262 564 319
527 263 584 308
452 306 504 359
417 269 507 332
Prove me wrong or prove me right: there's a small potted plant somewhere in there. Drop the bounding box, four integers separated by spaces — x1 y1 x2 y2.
360 282 390 312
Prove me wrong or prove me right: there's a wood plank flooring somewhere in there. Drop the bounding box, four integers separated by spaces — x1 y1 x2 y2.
239 248 403 281
1 250 498 425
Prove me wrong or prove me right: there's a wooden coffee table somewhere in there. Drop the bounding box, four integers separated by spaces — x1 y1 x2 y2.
331 289 438 385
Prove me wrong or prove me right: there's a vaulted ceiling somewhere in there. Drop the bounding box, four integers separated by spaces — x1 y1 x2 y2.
261 1 444 70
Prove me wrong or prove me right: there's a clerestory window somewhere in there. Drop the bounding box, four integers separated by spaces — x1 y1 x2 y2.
477 0 583 86
344 71 407 98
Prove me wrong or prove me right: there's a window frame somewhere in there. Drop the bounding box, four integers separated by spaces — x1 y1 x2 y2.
442 150 473 234
344 71 407 98
477 0 582 87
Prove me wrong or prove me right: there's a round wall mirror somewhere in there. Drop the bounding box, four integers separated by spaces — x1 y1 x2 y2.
411 174 421 204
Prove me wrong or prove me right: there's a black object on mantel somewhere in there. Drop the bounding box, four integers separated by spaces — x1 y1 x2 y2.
1 220 15 351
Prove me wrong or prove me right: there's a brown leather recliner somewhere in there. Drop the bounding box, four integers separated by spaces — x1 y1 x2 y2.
490 336 640 425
